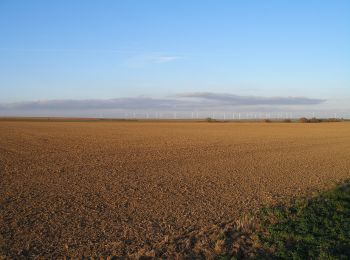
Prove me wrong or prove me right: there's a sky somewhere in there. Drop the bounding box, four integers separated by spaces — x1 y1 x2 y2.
0 0 349 118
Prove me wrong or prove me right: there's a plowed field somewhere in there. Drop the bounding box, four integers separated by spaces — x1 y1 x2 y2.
1 121 350 257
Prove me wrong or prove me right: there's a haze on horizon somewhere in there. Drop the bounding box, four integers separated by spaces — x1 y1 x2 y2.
0 0 349 118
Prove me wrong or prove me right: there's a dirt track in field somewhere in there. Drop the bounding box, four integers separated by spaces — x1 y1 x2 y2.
1 121 350 257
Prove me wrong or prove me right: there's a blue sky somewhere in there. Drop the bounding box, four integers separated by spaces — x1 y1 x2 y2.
0 0 349 116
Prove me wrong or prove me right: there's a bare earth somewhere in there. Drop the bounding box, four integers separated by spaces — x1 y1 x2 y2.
1 121 350 257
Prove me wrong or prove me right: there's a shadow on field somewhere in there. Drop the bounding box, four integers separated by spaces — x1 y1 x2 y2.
136 181 350 259
256 181 350 259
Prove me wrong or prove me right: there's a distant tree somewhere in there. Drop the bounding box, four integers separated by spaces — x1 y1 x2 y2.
299 117 309 123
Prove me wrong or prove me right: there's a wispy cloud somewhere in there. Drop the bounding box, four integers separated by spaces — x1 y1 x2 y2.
0 98 180 110
151 55 183 63
0 48 131 54
126 53 183 67
0 93 326 115
177 92 326 105
0 48 184 66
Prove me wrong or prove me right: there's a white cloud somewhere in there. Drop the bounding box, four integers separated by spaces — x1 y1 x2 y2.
0 93 326 111
151 55 182 63
126 53 183 67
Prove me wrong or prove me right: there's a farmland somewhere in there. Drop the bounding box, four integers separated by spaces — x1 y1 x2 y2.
1 120 350 258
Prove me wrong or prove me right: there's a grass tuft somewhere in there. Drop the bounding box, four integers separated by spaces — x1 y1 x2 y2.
258 182 350 259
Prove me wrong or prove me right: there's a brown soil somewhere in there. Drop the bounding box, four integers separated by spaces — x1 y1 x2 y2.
1 121 350 258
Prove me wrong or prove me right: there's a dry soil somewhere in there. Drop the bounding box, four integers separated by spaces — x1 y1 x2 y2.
1 121 350 257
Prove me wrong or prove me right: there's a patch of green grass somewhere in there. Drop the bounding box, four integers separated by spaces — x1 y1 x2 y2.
259 182 350 259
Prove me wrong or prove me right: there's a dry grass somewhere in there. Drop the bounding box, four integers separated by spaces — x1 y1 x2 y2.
1 120 350 258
